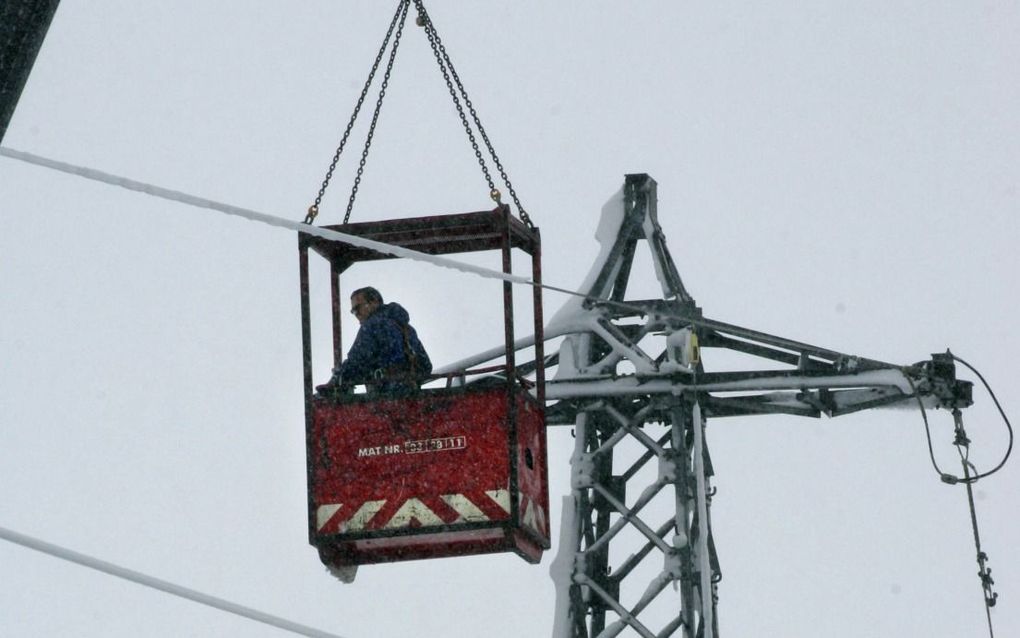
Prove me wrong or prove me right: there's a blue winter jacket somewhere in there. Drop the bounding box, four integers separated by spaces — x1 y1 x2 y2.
338 302 432 394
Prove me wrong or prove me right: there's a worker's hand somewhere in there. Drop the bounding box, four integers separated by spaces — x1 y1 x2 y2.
315 378 351 399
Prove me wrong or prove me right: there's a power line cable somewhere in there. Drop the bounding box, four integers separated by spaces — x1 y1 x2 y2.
0 524 347 638
5 147 1018 406
3 146 1015 466
4 146 1016 421
904 361 1009 638
0 145 562 295
0 145 684 331
0 146 898 351
954 418 998 638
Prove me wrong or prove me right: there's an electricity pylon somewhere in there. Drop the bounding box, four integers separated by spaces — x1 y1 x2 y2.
538 174 972 638
439 173 973 637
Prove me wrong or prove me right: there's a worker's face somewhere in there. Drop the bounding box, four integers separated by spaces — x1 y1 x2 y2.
350 293 379 324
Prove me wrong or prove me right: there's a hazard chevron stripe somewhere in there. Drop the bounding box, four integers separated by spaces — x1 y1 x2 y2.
316 504 342 531
521 494 547 535
344 499 386 531
316 489 547 535
485 489 511 513
441 494 489 522
384 498 444 528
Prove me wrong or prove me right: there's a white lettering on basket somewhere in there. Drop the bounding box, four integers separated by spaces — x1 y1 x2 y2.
356 443 403 458
403 436 467 454
355 437 466 459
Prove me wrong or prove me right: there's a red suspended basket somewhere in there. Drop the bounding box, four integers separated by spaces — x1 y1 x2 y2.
298 205 549 569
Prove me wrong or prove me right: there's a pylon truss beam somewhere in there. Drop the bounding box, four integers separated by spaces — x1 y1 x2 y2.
543 300 972 424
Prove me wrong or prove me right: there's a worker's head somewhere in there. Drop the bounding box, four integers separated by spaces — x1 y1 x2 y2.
350 286 383 324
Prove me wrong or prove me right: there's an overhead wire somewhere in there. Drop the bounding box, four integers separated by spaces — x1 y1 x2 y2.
4 146 1014 447
956 425 999 638
6 144 1014 488
0 525 348 638
904 356 1010 638
2 144 914 387
0 145 901 357
4 146 1017 437
0 146 574 298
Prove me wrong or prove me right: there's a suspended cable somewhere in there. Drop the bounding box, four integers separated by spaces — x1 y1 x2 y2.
904 363 1008 638
3 146 1017 442
0 145 852 347
6 145 1019 436
0 524 347 638
5 147 465 269
953 411 998 638
7 143 1020 418
1 145 548 291
413 0 533 229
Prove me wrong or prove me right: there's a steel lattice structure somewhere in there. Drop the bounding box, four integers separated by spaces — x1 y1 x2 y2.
439 173 972 637
536 174 971 638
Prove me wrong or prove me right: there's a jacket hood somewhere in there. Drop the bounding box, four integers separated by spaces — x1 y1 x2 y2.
374 302 410 325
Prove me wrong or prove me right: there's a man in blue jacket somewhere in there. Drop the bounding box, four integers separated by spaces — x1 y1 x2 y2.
315 286 432 397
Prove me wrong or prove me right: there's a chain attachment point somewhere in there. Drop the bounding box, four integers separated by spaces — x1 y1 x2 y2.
490 188 502 204
304 204 319 225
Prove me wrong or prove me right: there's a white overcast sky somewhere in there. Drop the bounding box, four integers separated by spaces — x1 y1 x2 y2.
1 2 1017 637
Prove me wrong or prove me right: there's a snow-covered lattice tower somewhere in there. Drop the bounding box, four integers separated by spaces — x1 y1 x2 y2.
428 173 973 636
546 174 719 638
540 175 973 638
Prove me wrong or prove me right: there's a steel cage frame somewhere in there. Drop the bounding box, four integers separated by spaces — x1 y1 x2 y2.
297 205 546 549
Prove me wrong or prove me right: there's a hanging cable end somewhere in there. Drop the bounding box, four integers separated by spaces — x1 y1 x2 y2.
940 473 960 485
304 204 319 225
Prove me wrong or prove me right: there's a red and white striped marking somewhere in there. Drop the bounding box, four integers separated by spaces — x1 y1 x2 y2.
316 488 547 536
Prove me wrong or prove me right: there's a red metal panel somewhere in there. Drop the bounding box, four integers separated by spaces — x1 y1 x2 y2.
310 386 549 566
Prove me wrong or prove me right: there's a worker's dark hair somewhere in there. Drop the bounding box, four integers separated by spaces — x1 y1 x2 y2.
351 286 383 304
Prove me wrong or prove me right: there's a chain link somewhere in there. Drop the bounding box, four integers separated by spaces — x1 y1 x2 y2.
306 0 409 224
344 0 409 223
307 0 535 230
413 1 535 229
414 4 495 194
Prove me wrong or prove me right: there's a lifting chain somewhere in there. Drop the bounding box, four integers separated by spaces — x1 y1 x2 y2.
305 0 410 225
413 0 534 229
305 0 534 231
